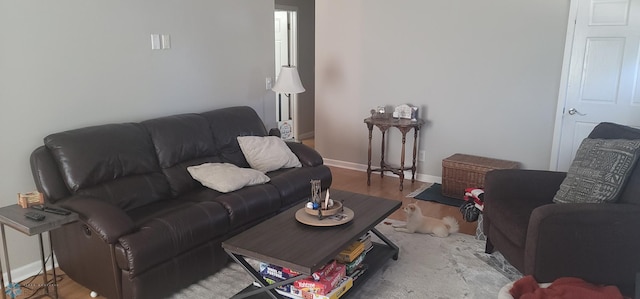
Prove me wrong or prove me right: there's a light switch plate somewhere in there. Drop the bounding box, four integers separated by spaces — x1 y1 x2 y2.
161 34 171 49
266 77 272 90
150 34 161 50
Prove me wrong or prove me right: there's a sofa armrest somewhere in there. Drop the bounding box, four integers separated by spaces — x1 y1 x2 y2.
525 203 640 286
286 142 324 167
485 169 567 206
30 146 71 203
57 195 136 244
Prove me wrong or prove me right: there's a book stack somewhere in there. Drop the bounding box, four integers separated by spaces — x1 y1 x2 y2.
336 233 372 281
256 261 353 299
344 251 366 276
260 263 301 279
254 233 376 298
336 241 364 264
259 263 301 293
294 262 346 297
359 233 373 252
291 277 353 299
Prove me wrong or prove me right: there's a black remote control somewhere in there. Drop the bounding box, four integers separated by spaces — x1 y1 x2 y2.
43 207 71 215
25 211 45 221
31 205 71 215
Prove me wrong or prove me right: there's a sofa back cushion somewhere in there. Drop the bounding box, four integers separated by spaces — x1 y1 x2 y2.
201 106 268 167
44 123 170 210
142 114 222 196
588 122 640 205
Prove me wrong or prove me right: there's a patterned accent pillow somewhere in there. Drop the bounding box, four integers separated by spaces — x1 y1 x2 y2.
553 138 640 204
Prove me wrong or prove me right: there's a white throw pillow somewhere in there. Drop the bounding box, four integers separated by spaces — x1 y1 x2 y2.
237 136 302 173
187 163 270 193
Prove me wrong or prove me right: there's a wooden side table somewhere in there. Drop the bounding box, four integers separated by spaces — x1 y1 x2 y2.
364 117 425 191
0 205 78 299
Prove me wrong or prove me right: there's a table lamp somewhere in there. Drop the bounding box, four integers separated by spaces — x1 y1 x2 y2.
272 66 305 140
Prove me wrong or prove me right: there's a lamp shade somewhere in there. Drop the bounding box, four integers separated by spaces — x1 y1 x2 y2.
272 66 305 94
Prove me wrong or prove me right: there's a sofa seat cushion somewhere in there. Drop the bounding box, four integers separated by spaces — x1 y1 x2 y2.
267 165 333 209
181 185 281 229
162 156 224 197
116 200 229 276
75 173 171 211
487 195 545 247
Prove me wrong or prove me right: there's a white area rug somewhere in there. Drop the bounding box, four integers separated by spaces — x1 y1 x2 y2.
169 219 520 299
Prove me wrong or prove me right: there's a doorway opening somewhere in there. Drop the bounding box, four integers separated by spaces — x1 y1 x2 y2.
274 9 298 140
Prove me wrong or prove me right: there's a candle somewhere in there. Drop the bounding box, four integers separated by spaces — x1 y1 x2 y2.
324 189 330 209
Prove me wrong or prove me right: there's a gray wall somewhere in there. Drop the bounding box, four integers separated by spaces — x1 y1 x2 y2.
316 0 571 180
275 0 315 139
0 0 275 270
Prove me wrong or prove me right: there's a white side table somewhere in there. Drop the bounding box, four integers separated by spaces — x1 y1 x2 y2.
0 205 78 299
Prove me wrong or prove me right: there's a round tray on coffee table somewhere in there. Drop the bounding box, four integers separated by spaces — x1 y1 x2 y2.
295 207 354 227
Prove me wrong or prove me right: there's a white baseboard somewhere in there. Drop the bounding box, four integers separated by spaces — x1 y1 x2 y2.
297 131 314 140
2 257 54 287
323 158 442 184
323 158 367 172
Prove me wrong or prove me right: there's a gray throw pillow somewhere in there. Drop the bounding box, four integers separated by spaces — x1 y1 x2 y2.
187 163 270 193
237 136 301 173
553 138 640 204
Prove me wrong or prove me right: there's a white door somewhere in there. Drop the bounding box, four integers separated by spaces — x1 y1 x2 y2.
552 0 640 171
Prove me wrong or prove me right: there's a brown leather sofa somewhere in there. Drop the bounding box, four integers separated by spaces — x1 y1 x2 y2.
483 122 640 296
29 106 332 299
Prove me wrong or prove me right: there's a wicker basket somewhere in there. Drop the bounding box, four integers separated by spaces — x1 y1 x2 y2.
442 153 520 199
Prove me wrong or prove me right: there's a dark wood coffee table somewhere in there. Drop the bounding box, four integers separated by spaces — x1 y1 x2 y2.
222 189 401 299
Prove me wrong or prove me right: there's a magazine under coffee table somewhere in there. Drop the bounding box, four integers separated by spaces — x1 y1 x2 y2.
222 189 401 299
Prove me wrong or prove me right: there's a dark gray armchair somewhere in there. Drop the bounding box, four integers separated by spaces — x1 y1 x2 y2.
483 122 640 296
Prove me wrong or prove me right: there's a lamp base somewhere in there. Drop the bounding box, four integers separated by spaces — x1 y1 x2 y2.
278 120 294 140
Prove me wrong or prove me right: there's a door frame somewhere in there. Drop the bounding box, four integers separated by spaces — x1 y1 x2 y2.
549 0 580 170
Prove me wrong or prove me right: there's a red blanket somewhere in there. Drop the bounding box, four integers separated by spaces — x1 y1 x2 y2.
509 275 625 299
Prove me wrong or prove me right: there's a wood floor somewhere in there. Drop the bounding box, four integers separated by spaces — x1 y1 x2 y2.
328 166 477 235
15 164 476 299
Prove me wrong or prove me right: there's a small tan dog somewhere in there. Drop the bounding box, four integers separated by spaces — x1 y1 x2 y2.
393 203 459 237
